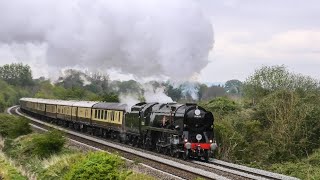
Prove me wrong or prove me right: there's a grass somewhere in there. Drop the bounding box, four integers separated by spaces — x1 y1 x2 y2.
0 152 27 180
39 153 84 180
267 149 320 180
2 132 152 180
244 148 320 180
0 114 156 180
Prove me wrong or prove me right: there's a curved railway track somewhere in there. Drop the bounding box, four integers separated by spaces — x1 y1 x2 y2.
193 160 299 180
7 106 299 180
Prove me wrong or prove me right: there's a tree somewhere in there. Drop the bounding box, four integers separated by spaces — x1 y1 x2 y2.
225 79 243 95
255 89 320 161
243 65 320 104
0 63 33 86
56 69 85 89
201 85 225 100
34 80 56 99
99 92 119 102
0 79 21 110
117 80 142 94
86 72 109 93
197 83 208 101
164 84 182 101
204 96 240 116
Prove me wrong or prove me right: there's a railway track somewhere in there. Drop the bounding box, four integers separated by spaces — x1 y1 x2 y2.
7 106 299 180
192 160 298 180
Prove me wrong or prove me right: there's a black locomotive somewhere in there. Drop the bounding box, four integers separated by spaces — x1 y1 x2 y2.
20 98 217 161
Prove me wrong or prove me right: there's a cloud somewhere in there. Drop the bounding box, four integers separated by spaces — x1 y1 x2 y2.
0 0 214 81
199 29 320 82
213 29 320 61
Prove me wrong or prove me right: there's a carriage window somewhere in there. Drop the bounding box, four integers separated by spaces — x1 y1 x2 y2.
95 109 98 118
101 110 104 119
98 110 101 119
118 112 121 122
104 111 107 120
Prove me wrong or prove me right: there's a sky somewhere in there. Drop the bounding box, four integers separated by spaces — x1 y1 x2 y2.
197 0 320 82
0 0 319 83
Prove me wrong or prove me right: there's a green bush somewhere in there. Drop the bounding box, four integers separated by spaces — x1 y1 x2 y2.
31 130 66 158
253 90 320 163
64 152 129 180
202 96 240 117
214 113 269 163
39 153 85 180
269 149 320 179
0 114 31 138
4 130 66 159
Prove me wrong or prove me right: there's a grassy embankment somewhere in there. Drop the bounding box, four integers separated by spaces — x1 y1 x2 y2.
0 113 154 180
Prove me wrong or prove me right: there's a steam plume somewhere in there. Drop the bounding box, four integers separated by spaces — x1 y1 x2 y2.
0 0 214 81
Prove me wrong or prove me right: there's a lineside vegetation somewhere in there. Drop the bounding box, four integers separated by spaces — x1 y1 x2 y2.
0 113 154 179
200 65 320 179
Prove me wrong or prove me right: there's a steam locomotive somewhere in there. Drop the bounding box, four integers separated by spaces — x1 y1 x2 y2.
20 98 217 161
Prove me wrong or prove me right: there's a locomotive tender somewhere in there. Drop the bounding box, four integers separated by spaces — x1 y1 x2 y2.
20 98 217 161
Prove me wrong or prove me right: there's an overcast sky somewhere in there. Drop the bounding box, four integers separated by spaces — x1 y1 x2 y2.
0 0 319 83
198 0 320 82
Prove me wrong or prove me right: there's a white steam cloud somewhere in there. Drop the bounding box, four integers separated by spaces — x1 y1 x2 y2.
143 85 173 103
119 94 140 112
119 84 173 111
0 0 214 81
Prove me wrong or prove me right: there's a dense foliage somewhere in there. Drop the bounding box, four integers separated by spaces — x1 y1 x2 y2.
0 114 31 139
0 63 33 87
0 79 30 112
4 130 66 159
269 149 320 179
199 65 320 179
39 153 86 180
64 152 129 180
